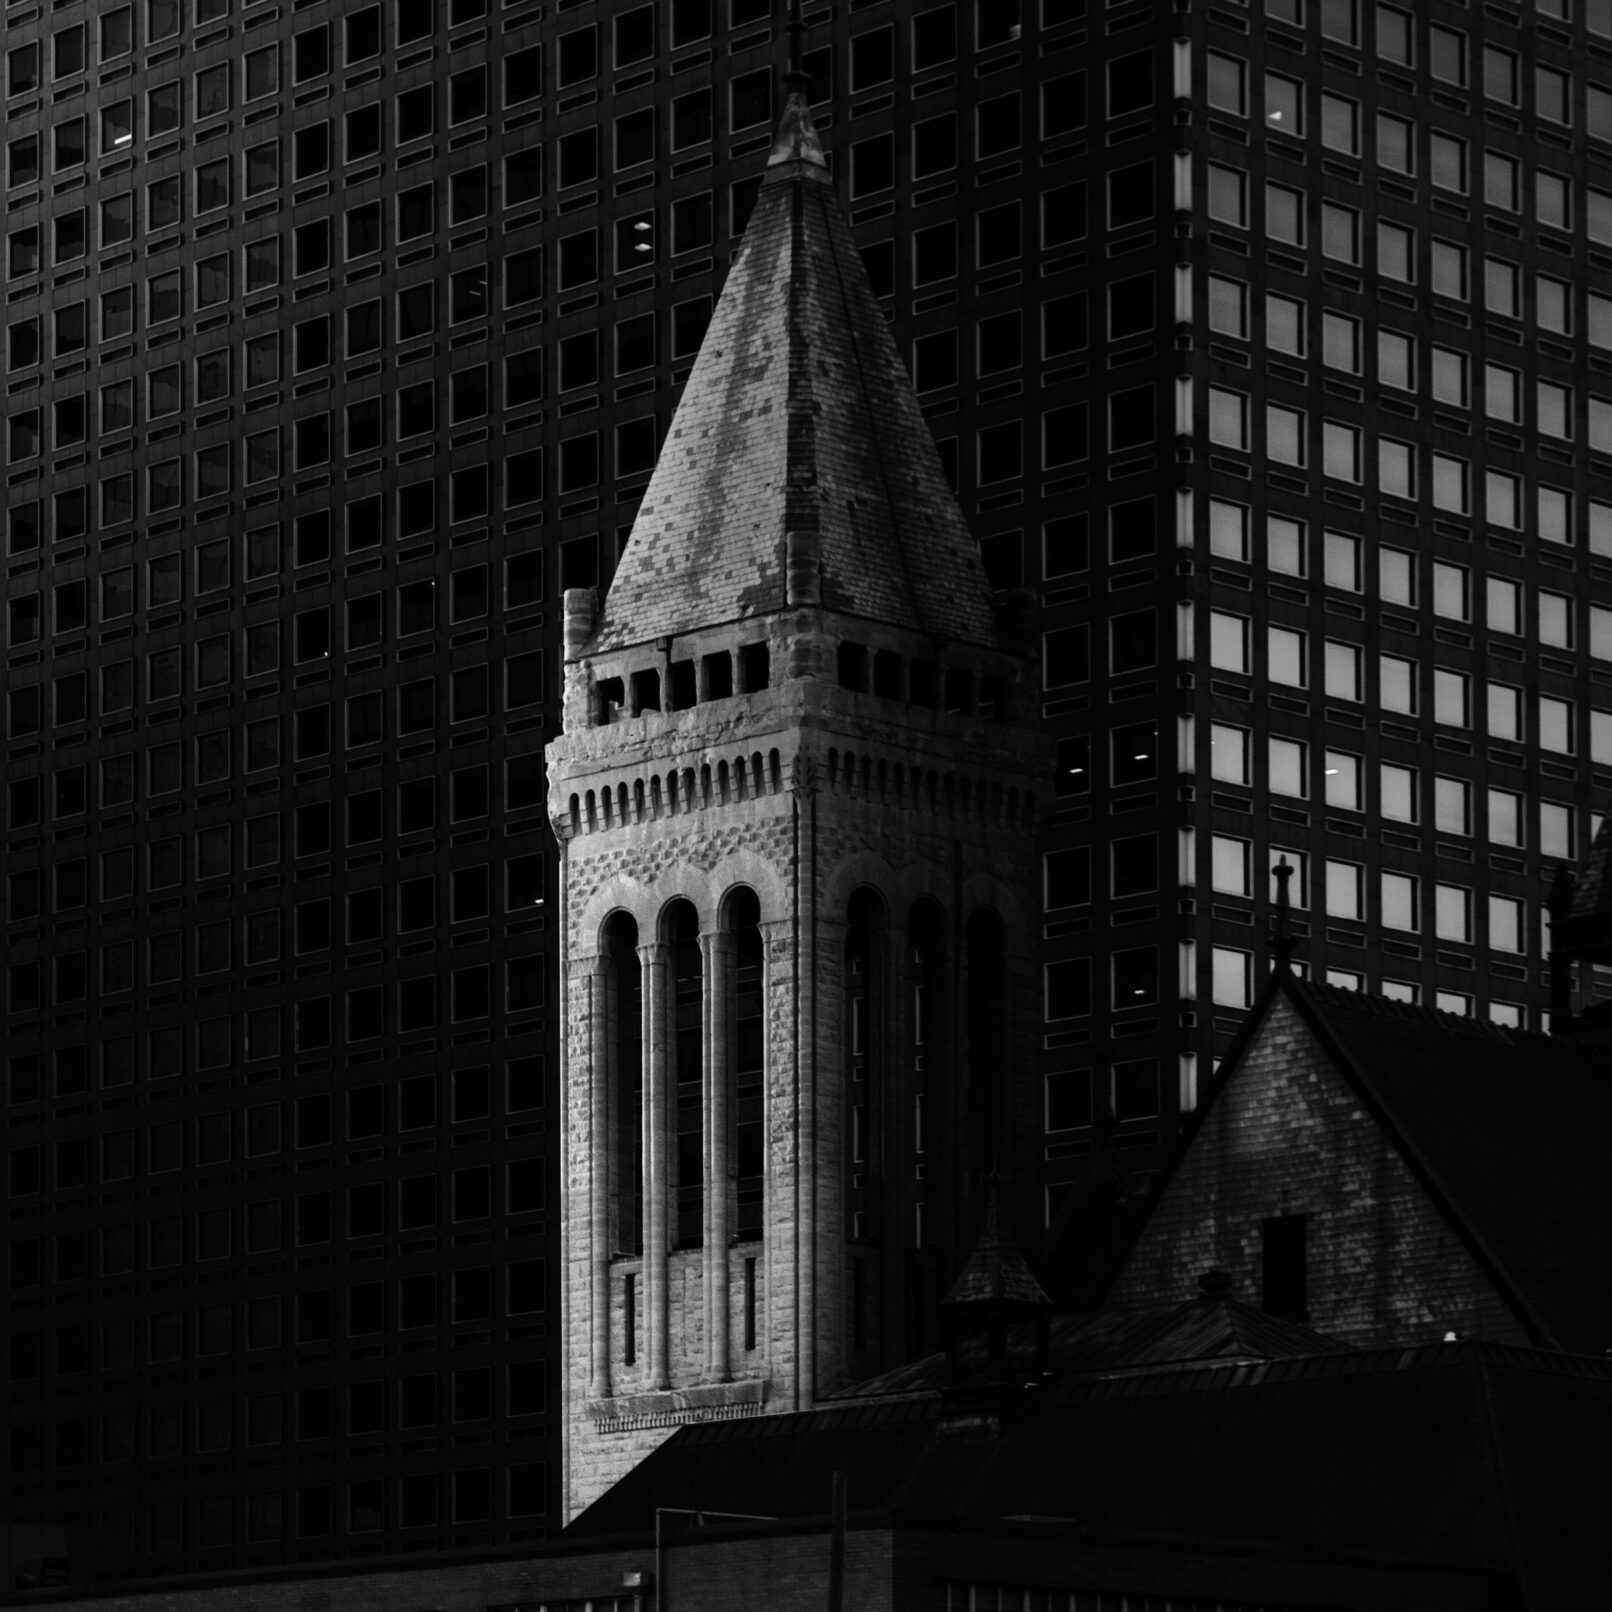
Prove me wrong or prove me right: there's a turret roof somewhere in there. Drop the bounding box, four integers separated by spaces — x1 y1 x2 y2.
587 80 999 653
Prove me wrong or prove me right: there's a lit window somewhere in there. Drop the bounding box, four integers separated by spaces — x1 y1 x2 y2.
1430 132 1467 193
1266 291 1305 357
1264 73 1304 135
1484 152 1520 212
1382 872 1419 931
1378 330 1413 390
1208 274 1248 338
1488 896 1524 955
1209 723 1250 785
1326 860 1363 921
1378 438 1415 500
1381 763 1418 824
1539 695 1575 754
1268 515 1305 576
1268 736 1307 798
1208 499 1249 561
1265 183 1305 246
1323 421 1360 481
1266 403 1305 466
1431 453 1468 513
1376 112 1413 173
1324 751 1361 809
1434 668 1471 727
1320 92 1358 154
1538 381 1573 441
1380 654 1417 715
1208 611 1250 674
1325 641 1362 701
1430 238 1467 299
1488 788 1524 848
1208 387 1248 450
1431 562 1469 621
1435 776 1472 836
1207 52 1247 116
1435 884 1473 944
1207 163 1249 227
1322 311 1359 372
1268 626 1306 687
1378 221 1414 281
1429 24 1467 86
1487 682 1523 741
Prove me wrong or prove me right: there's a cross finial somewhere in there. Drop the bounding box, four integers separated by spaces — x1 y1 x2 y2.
1270 856 1297 972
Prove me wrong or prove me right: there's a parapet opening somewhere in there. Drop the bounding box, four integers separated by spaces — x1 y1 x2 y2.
837 642 868 692
739 641 770 693
703 651 734 700
631 668 661 715
669 659 698 711
597 676 625 725
872 650 903 700
943 667 974 715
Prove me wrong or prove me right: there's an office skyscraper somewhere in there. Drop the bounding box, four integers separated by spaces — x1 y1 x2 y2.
2 0 1608 1583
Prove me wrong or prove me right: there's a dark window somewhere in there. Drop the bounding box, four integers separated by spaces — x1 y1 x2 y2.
1261 1213 1309 1320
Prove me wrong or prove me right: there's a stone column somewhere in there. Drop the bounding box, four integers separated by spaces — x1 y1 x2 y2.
587 955 612 1399
639 939 672 1390
701 928 733 1382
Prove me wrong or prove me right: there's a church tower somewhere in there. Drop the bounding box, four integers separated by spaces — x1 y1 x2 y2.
546 77 1050 1520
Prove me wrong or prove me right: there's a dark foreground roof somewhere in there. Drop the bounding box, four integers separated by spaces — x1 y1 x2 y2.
569 1342 1612 1612
1248 977 1612 1355
834 1287 1350 1399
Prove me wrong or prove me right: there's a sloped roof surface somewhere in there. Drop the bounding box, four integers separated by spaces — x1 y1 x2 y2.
1568 810 1612 917
1277 979 1612 1355
587 86 999 653
941 1194 1053 1310
568 1344 1612 1609
835 1293 1351 1399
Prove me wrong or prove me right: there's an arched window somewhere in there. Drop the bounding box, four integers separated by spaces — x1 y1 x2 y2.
603 912 642 1256
904 899 949 1358
966 908 1007 1225
664 899 703 1249
727 887 765 1240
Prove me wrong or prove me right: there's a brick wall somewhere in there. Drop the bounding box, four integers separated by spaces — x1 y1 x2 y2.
1108 994 1529 1348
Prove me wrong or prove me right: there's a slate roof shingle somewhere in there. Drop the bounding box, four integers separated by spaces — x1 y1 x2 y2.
1266 977 1612 1356
587 85 999 654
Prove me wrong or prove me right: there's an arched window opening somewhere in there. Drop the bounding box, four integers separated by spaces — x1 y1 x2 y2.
727 887 765 1241
604 912 643 1257
904 900 949 1361
845 890 887 1252
966 909 1007 1228
666 899 704 1249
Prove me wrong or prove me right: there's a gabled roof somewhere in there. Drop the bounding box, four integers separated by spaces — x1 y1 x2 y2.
586 80 999 654
567 1341 1612 1610
1191 973 1612 1355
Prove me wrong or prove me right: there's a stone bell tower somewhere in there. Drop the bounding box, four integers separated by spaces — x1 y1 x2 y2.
546 76 1051 1521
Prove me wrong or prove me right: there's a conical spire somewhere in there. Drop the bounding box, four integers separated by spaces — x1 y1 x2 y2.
586 78 999 655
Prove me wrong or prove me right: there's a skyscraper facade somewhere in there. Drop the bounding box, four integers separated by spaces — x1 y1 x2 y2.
3 0 1608 1583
